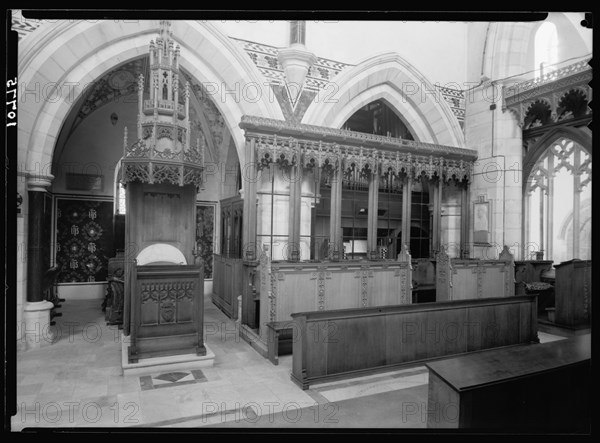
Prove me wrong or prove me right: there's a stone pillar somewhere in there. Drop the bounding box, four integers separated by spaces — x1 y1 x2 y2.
466 81 523 260
23 174 55 349
572 148 581 259
277 29 317 106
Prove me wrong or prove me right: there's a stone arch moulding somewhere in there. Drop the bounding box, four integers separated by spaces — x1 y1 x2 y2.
301 52 465 147
482 15 590 82
18 19 284 176
522 126 592 188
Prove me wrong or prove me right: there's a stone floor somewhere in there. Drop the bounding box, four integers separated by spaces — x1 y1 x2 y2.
10 296 572 430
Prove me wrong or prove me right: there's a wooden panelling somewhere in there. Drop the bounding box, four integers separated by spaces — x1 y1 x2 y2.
127 182 196 265
256 258 412 342
128 263 205 362
212 254 243 319
554 259 591 328
291 295 538 389
436 249 515 301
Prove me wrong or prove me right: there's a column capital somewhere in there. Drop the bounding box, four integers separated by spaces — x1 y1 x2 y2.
27 174 54 192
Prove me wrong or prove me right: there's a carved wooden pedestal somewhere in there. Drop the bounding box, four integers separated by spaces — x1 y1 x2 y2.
128 263 205 363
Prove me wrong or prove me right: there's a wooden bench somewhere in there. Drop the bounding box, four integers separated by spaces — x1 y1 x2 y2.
291 295 538 389
265 321 295 365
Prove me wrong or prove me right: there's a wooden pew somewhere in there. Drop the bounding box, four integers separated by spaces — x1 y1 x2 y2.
554 259 591 328
291 295 538 389
412 258 436 303
265 320 296 365
256 250 413 348
435 246 515 302
425 334 591 431
212 254 243 320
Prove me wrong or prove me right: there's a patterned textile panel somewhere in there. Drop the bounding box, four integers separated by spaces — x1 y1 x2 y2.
195 205 214 279
55 199 114 283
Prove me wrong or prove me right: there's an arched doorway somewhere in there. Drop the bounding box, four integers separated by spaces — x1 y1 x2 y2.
17 19 283 344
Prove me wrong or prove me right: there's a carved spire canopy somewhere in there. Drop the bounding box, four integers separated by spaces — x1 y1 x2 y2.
121 20 204 190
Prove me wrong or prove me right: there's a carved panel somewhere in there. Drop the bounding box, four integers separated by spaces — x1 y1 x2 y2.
354 267 375 307
140 280 195 326
472 265 486 298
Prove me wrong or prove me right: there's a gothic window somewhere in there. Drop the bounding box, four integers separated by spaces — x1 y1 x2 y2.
524 138 591 262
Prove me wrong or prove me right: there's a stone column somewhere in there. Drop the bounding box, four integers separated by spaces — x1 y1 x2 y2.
23 174 55 349
466 81 523 260
572 148 581 259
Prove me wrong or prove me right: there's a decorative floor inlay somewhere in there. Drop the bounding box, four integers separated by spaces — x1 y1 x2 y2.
139 369 207 391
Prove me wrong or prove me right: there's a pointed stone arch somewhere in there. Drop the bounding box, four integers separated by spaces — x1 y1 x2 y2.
18 20 284 176
481 14 591 81
301 52 465 147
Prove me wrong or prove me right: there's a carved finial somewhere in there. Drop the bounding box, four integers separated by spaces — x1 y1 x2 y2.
123 127 128 152
159 20 171 40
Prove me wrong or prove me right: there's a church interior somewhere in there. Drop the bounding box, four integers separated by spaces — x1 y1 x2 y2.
9 11 592 432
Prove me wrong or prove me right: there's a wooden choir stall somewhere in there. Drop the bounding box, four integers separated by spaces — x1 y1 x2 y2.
435 246 516 302
212 116 478 363
553 259 591 329
291 295 539 389
118 23 207 363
